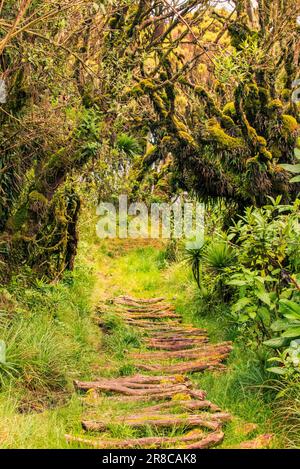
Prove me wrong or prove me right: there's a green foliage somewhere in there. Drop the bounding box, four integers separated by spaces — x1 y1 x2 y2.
281 148 300 184
224 197 300 373
204 242 236 274
184 245 206 289
116 134 142 157
0 263 99 393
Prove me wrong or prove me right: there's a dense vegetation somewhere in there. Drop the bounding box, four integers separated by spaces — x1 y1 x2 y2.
0 0 300 449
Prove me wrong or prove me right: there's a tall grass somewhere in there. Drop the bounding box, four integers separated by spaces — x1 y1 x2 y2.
0 264 100 396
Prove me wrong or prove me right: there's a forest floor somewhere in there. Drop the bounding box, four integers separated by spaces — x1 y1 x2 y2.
0 234 284 448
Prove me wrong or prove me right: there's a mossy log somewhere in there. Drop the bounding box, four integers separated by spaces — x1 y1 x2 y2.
82 414 222 432
66 430 224 449
73 375 194 396
129 343 233 360
125 412 231 424
123 312 182 320
115 296 165 305
145 338 209 350
137 360 227 374
124 305 176 313
186 431 224 449
141 399 221 413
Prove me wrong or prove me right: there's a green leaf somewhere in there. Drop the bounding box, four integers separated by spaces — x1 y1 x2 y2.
279 299 300 319
263 337 286 348
267 367 287 375
271 319 292 332
255 290 271 306
227 279 247 286
294 148 300 160
282 327 300 339
231 297 252 313
257 306 270 324
280 163 300 173
290 175 300 183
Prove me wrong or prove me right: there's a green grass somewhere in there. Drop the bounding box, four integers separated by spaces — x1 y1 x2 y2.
0 236 288 448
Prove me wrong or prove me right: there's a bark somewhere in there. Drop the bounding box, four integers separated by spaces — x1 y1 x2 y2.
82 415 221 432
186 431 224 449
145 338 209 350
141 399 221 413
115 296 165 305
129 343 233 360
137 360 227 374
65 430 223 449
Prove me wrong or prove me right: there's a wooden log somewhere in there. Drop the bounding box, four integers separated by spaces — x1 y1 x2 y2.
125 412 231 424
125 306 175 313
102 388 207 402
186 431 224 449
137 360 227 374
232 434 273 449
140 400 221 413
65 431 214 449
115 296 165 305
125 322 183 329
145 335 207 343
118 374 191 384
74 379 191 396
124 313 181 320
145 339 209 350
129 343 233 361
148 330 208 338
82 414 221 432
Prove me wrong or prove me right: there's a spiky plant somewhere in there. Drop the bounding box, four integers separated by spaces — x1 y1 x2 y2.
204 242 236 275
116 133 141 157
184 245 206 289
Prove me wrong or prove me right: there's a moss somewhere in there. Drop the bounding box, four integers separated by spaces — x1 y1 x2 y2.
228 22 254 50
161 136 175 145
172 116 197 147
144 144 157 158
152 92 168 118
282 114 299 134
28 191 48 205
139 79 156 91
172 116 188 133
206 120 244 149
258 87 270 106
223 102 236 117
282 89 291 102
260 148 273 160
267 99 283 112
130 84 143 95
257 136 267 147
177 131 197 146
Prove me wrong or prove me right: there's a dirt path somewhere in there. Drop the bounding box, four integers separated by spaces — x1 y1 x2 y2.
67 295 239 449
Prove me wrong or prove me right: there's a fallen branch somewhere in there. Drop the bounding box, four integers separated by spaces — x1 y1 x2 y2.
141 399 221 413
186 431 224 449
82 414 221 432
65 429 224 449
137 359 227 374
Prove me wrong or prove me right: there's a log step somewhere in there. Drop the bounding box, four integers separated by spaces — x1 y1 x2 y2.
66 430 224 449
